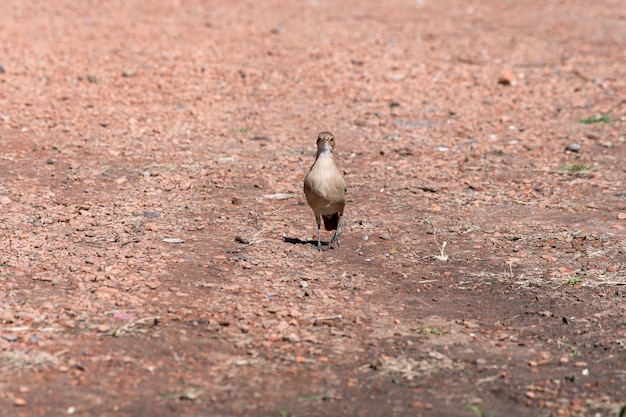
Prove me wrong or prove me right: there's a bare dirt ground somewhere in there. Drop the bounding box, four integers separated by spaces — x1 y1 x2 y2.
1 0 625 416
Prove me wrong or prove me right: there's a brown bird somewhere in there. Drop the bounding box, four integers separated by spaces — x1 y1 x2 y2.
303 131 347 250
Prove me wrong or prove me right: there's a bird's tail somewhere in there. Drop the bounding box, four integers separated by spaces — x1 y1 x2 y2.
322 212 340 231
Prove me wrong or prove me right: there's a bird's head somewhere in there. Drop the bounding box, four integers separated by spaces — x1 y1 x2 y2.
316 131 335 154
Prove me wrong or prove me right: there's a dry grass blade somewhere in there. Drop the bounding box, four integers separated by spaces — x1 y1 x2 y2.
312 314 342 324
0 349 67 376
109 316 160 337
158 387 203 401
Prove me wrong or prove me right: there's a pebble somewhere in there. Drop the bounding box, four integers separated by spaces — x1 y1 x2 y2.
285 333 300 343
410 401 424 409
14 398 27 406
565 143 581 152
498 69 515 85
2 334 17 342
97 324 110 333
162 238 184 244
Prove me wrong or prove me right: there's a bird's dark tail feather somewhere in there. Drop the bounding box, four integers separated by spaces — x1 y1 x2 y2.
322 212 340 231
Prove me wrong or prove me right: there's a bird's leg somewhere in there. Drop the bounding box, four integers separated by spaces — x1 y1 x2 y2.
317 220 322 251
329 214 343 249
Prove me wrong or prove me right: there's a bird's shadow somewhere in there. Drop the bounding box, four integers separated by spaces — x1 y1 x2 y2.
283 236 330 248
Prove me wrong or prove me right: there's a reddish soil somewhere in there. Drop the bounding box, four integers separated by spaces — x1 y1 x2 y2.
1 0 625 416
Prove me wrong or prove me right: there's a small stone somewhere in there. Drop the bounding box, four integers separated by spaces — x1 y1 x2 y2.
249 135 271 142
234 235 250 244
97 324 110 333
617 213 626 220
0 196 11 205
559 357 570 365
2 334 17 342
565 143 580 152
285 333 300 343
410 401 424 409
162 238 184 244
222 284 240 293
14 398 26 406
498 69 515 85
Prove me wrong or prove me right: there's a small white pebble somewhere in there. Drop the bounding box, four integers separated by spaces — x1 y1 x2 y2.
162 238 184 244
